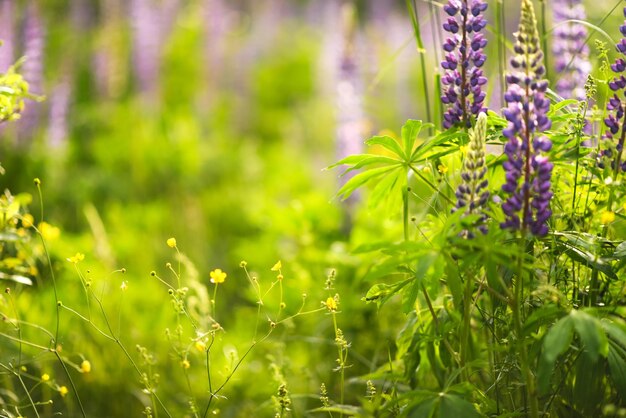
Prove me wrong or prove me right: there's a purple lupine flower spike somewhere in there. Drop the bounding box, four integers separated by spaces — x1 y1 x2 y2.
441 0 488 129
599 7 626 176
552 0 591 101
501 0 553 237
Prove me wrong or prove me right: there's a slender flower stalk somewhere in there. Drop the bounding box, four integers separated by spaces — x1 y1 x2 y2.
441 0 488 129
501 0 553 237
454 112 489 237
552 0 591 101
600 7 626 177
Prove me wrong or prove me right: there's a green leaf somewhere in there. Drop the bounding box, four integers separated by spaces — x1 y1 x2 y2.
0 272 33 285
438 393 483 418
327 154 399 170
362 278 412 308
369 168 405 210
0 232 24 242
538 315 574 394
555 241 618 281
336 165 397 200
403 252 437 313
366 135 405 159
615 241 626 259
523 304 567 336
401 119 426 159
608 338 626 399
443 255 463 312
411 129 463 162
405 396 437 418
571 309 609 362
309 405 362 415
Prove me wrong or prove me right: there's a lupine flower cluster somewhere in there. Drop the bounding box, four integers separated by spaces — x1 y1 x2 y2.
500 0 553 237
600 7 626 176
441 0 488 129
552 0 591 101
454 112 489 237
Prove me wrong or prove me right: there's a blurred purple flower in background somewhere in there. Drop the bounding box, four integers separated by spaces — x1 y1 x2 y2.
18 3 45 143
441 0 488 128
0 0 15 73
130 0 179 97
130 0 162 95
47 74 72 149
501 0 553 237
552 0 591 101
336 3 366 209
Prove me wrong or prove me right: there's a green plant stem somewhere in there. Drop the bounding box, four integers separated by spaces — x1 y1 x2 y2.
460 271 473 381
496 0 506 106
539 0 549 79
409 165 455 205
513 237 538 418
35 182 87 418
406 0 433 133
332 312 345 417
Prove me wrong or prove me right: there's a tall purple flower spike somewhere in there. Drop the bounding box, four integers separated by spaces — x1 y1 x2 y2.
501 0 553 237
441 0 488 129
552 0 591 101
600 7 626 176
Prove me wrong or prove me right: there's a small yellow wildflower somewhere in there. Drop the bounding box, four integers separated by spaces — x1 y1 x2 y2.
21 213 34 228
325 297 337 312
271 260 282 271
59 386 68 397
423 166 431 174
166 237 177 248
39 222 60 241
459 145 468 155
210 269 227 284
601 211 616 225
120 281 128 291
437 164 448 174
41 373 50 382
195 340 207 352
67 253 85 264
80 360 91 373
181 359 190 369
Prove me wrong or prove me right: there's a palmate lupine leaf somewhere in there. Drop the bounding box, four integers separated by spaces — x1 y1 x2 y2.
402 389 483 418
604 320 626 399
538 309 610 395
329 119 446 205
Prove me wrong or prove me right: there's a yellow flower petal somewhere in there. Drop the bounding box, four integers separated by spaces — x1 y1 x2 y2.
601 211 615 225
80 360 91 373
210 269 226 284
325 297 337 312
166 237 177 248
271 261 282 271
